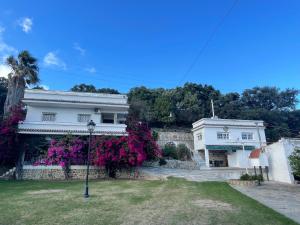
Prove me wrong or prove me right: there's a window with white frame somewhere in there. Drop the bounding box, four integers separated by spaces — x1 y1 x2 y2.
117 113 127 124
242 132 253 140
197 133 202 140
102 113 114 124
42 112 56 122
217 132 229 140
78 114 91 123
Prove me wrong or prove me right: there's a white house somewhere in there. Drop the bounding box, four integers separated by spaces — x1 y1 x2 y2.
18 89 129 136
265 138 300 184
192 117 266 168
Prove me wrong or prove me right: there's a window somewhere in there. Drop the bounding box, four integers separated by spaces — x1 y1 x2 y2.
242 132 253 140
197 133 202 140
217 132 229 140
117 113 127 124
42 112 56 122
78 114 91 123
102 113 114 124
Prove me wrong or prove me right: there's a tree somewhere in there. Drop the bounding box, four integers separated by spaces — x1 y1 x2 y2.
241 87 299 111
71 84 97 93
0 77 8 118
70 84 120 94
97 88 120 94
4 51 39 116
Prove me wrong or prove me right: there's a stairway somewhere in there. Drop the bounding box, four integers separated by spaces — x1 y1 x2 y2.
0 167 16 180
192 151 206 169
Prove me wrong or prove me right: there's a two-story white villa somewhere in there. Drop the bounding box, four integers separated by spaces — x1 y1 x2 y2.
18 89 129 136
192 117 266 168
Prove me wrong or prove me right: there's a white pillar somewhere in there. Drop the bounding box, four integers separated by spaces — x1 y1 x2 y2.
114 113 117 124
204 148 210 167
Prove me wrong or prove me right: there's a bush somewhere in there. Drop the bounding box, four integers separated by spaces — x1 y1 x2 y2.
240 173 263 181
177 144 192 161
163 142 178 160
159 158 167 166
162 143 192 161
289 148 300 178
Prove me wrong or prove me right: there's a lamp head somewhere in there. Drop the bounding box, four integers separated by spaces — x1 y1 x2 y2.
87 120 96 133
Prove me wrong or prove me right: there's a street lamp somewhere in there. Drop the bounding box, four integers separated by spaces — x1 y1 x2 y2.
84 120 96 198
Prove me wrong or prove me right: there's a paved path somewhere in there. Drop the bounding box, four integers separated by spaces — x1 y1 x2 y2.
232 182 300 224
141 167 249 182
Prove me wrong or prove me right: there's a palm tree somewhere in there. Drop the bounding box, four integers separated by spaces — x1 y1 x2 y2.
4 50 39 116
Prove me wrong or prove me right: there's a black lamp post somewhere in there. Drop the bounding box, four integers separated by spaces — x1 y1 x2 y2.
84 120 96 198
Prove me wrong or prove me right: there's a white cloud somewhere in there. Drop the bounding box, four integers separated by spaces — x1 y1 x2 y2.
85 67 96 74
73 42 85 56
0 64 11 78
18 17 33 33
43 52 66 70
0 25 17 55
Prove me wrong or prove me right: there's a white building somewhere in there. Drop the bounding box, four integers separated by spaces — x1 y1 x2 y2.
18 89 129 136
265 138 300 184
192 117 266 168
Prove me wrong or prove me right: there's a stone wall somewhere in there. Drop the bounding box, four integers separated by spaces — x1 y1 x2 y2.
155 130 194 150
22 165 144 180
143 160 199 170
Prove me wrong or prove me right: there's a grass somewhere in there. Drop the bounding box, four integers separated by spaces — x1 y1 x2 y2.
0 178 297 225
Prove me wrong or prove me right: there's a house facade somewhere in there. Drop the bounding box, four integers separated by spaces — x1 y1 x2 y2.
192 117 266 168
18 89 129 136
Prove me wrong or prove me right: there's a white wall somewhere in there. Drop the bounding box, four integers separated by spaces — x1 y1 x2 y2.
265 139 299 184
193 128 205 150
227 150 251 168
26 106 101 124
203 126 265 148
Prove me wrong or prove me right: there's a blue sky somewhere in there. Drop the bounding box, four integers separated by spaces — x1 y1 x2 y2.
0 0 299 94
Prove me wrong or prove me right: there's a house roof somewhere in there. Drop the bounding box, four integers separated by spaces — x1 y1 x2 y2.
249 148 261 159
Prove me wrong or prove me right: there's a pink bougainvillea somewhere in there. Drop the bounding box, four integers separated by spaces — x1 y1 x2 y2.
0 106 25 165
35 119 161 178
93 120 161 177
36 136 86 167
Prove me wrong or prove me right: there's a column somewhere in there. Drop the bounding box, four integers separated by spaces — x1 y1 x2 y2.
204 148 210 168
113 113 117 124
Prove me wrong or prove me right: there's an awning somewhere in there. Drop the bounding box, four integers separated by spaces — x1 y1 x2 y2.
206 145 255 151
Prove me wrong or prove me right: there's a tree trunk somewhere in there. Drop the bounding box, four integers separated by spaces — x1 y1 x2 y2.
4 76 25 116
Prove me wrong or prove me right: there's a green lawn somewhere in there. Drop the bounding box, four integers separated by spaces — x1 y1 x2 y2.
0 178 297 225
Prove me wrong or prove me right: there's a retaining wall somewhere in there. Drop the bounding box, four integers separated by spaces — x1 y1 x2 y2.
22 165 144 180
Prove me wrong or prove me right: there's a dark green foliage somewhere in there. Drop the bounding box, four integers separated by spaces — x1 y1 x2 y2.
70 84 120 94
176 144 192 161
159 158 167 166
152 130 159 141
128 84 299 142
289 148 300 178
240 174 263 181
162 143 192 161
163 142 178 160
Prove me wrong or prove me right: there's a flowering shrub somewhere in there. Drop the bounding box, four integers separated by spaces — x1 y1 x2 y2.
35 119 161 178
93 120 161 177
127 120 162 161
0 106 24 166
35 135 86 179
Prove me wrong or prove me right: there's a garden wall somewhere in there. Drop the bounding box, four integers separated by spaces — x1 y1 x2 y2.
155 130 194 150
143 160 199 170
22 165 147 180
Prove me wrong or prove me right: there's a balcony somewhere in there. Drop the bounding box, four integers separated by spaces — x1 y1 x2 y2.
18 121 127 136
